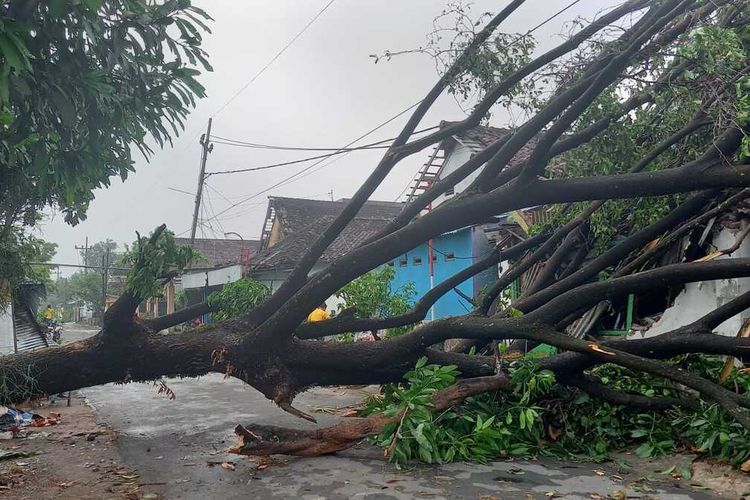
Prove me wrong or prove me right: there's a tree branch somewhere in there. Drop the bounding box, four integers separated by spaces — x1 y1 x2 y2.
563 374 700 411
145 302 216 332
250 0 528 337
529 258 750 323
296 247 502 339
229 373 510 457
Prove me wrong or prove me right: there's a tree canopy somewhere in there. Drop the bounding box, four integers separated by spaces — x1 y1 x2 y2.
0 0 211 294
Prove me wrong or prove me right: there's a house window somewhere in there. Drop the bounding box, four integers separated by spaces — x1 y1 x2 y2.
413 257 423 266
444 252 456 261
445 186 455 197
399 256 408 267
431 254 437 263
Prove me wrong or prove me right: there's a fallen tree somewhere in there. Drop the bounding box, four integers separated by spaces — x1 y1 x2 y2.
5 0 750 463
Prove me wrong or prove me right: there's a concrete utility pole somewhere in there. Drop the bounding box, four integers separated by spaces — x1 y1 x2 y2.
74 236 89 274
100 247 110 326
190 118 213 244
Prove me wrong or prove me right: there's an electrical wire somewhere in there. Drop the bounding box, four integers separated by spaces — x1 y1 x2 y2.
201 99 423 223
207 124 440 176
210 125 441 151
208 149 354 175
211 0 336 119
210 137 392 152
203 188 226 237
526 0 584 34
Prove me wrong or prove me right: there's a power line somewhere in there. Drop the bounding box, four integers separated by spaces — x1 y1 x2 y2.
208 149 354 175
207 125 439 176
526 0 584 34
167 187 195 196
210 136 394 152
211 0 336 119
201 99 423 223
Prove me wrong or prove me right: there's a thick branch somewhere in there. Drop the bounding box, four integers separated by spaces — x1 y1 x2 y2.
530 258 750 323
229 374 510 457
297 247 502 339
563 374 700 411
691 289 750 331
145 302 216 332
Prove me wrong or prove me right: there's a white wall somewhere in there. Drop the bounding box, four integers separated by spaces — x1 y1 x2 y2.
0 303 14 355
433 145 475 208
252 265 346 317
181 264 243 290
637 227 750 339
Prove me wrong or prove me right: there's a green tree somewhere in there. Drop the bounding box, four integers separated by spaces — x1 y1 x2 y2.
335 266 416 338
0 229 56 303
0 0 210 295
207 279 271 321
81 239 119 269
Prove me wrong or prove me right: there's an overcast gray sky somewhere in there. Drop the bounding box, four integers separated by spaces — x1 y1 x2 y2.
38 0 623 272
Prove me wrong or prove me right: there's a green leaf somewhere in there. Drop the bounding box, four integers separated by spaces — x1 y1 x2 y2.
635 443 654 458
679 466 692 481
83 0 103 10
658 465 676 475
48 0 68 18
0 34 26 72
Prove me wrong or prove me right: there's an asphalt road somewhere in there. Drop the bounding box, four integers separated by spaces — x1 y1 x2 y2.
64 323 715 499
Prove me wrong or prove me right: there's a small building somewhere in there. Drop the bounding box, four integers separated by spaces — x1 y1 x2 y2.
0 283 49 355
158 237 260 322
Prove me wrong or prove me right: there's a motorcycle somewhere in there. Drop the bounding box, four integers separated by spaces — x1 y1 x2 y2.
46 320 62 344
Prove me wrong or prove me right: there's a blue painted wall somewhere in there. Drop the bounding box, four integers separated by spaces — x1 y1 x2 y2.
388 226 495 319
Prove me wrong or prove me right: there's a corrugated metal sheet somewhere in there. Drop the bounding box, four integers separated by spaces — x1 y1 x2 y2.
519 261 546 294
13 304 48 352
566 301 611 339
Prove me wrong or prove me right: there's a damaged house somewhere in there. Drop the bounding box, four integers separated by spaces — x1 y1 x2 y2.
507 192 750 344
250 122 549 320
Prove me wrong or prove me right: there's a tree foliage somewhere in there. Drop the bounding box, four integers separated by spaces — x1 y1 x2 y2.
123 227 198 299
0 0 211 227
207 279 270 321
368 355 750 468
335 266 416 337
0 229 56 303
0 0 210 297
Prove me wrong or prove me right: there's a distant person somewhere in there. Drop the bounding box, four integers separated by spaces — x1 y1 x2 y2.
307 302 330 322
43 304 55 324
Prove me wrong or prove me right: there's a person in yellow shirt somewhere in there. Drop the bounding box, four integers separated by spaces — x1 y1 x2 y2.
307 302 330 322
43 304 55 323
